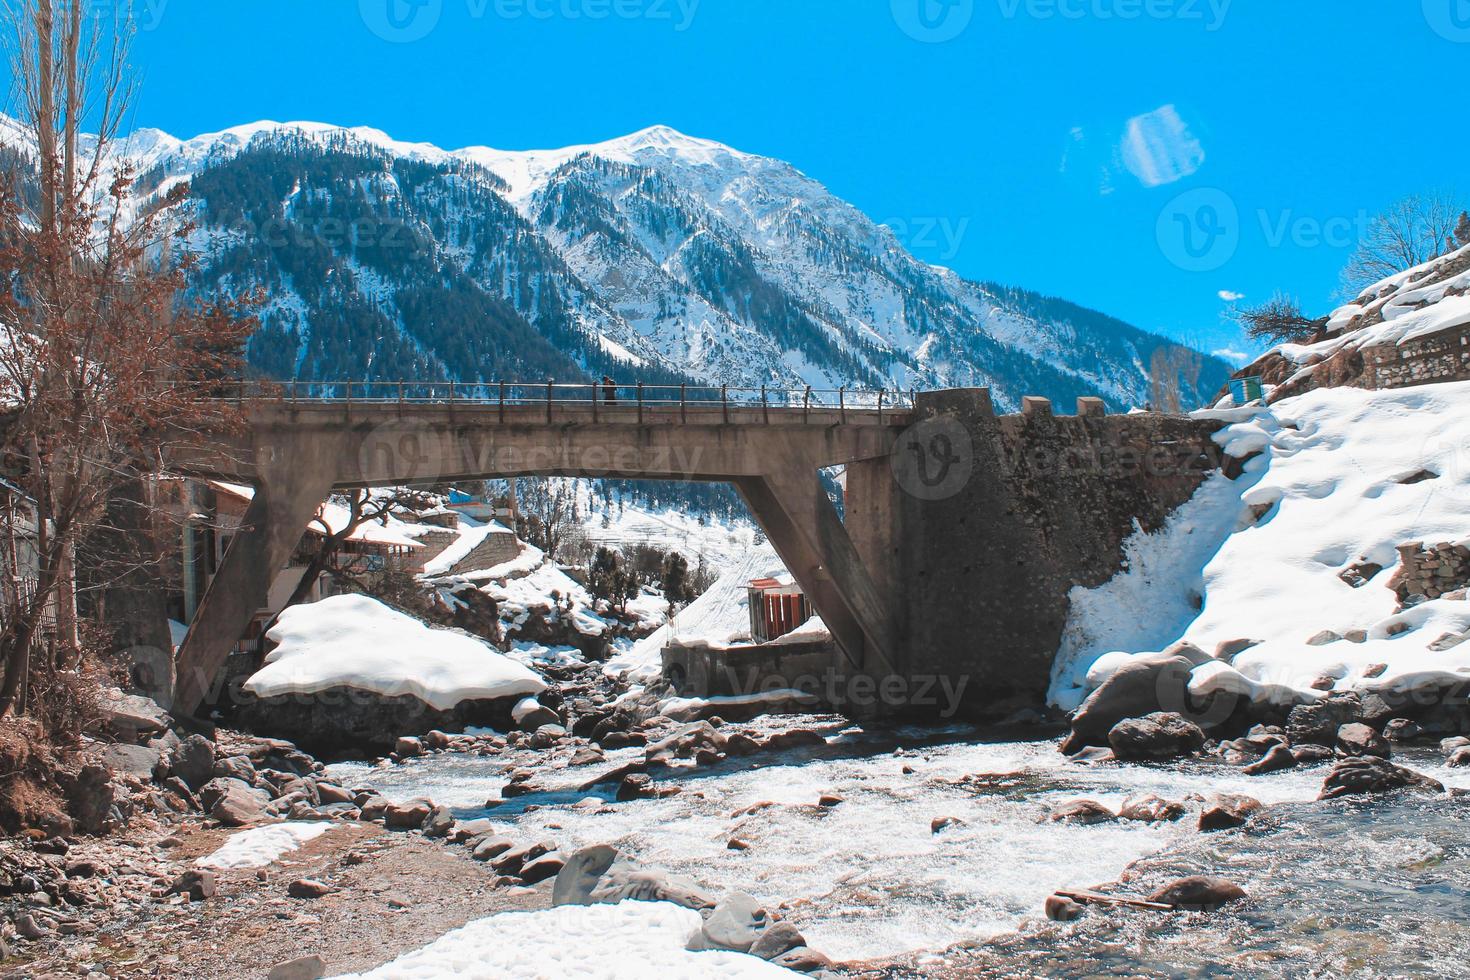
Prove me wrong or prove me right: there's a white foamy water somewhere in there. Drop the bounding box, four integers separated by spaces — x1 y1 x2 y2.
329 724 1470 961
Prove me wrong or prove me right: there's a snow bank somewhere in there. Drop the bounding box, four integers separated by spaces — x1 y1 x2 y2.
604 544 786 682
331 900 794 979
196 822 334 870
244 595 545 711
1051 380 1470 711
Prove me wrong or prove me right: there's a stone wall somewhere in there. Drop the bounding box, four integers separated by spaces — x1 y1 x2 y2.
1391 539 1470 604
1362 322 1470 390
844 390 1224 719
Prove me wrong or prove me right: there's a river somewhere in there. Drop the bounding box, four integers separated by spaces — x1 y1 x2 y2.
329 716 1470 977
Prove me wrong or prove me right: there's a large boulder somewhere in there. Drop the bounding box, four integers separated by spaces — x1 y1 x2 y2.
686 892 769 953
1198 794 1262 831
1335 723 1391 759
169 735 217 792
1286 696 1360 747
1107 712 1206 761
99 743 163 781
198 777 270 826
1319 758 1445 800
95 689 170 740
1063 654 1196 751
238 690 522 756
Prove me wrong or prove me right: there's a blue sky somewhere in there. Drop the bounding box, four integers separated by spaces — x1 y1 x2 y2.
25 0 1469 359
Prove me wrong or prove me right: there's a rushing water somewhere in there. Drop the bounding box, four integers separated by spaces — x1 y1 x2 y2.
329 719 1470 975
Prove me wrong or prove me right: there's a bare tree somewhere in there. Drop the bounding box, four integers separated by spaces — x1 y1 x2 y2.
1341 192 1466 297
278 488 431 612
0 2 253 721
1147 345 1204 413
1457 211 1470 249
1234 293 1328 346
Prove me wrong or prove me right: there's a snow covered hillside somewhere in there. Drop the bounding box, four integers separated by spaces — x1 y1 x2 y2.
1051 380 1470 712
49 117 1228 411
1238 241 1470 403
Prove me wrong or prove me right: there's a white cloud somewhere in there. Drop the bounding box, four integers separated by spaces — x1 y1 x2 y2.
1212 348 1251 366
1119 105 1206 188
1218 290 1245 302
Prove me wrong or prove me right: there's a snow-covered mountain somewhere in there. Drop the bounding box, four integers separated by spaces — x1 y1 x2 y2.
51 119 1228 408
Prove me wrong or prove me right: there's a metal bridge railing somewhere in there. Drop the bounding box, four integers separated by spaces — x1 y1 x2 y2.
219 380 918 423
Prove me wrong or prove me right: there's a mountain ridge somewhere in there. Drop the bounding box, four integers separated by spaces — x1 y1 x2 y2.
2 115 1229 409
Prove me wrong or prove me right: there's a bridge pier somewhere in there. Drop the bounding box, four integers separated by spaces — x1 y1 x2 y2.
172 433 343 716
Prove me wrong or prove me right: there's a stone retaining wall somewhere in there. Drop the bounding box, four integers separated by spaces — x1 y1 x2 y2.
1391 539 1470 603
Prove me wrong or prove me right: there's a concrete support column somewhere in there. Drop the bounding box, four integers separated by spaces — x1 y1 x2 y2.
734 466 899 683
172 447 338 717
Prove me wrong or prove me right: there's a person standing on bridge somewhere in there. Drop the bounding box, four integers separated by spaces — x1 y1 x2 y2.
602 376 618 404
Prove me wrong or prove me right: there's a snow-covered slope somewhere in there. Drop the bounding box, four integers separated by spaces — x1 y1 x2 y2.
1237 241 1470 403
1051 380 1470 711
58 117 1228 411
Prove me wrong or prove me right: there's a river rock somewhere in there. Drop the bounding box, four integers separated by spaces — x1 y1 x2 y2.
384 799 433 830
1146 876 1248 909
199 777 270 826
100 742 163 781
1382 718 1422 742
686 891 769 953
167 870 217 902
1287 696 1361 747
97 689 170 739
1291 743 1335 764
518 852 566 884
1446 746 1470 768
472 836 516 862
492 840 555 875
749 921 806 960
762 729 827 752
553 844 715 910
213 754 257 784
1049 799 1116 825
421 805 454 838
1319 757 1445 800
287 878 334 899
1336 722 1391 759
1441 736 1470 756
267 955 327 980
1243 743 1298 775
1107 712 1206 761
1044 894 1085 921
1062 653 1196 752
616 773 656 801
771 947 833 972
168 735 217 791
394 736 424 759
1198 794 1261 831
1118 794 1185 823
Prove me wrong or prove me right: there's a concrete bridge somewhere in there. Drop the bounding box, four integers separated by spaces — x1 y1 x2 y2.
170 383 1223 720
